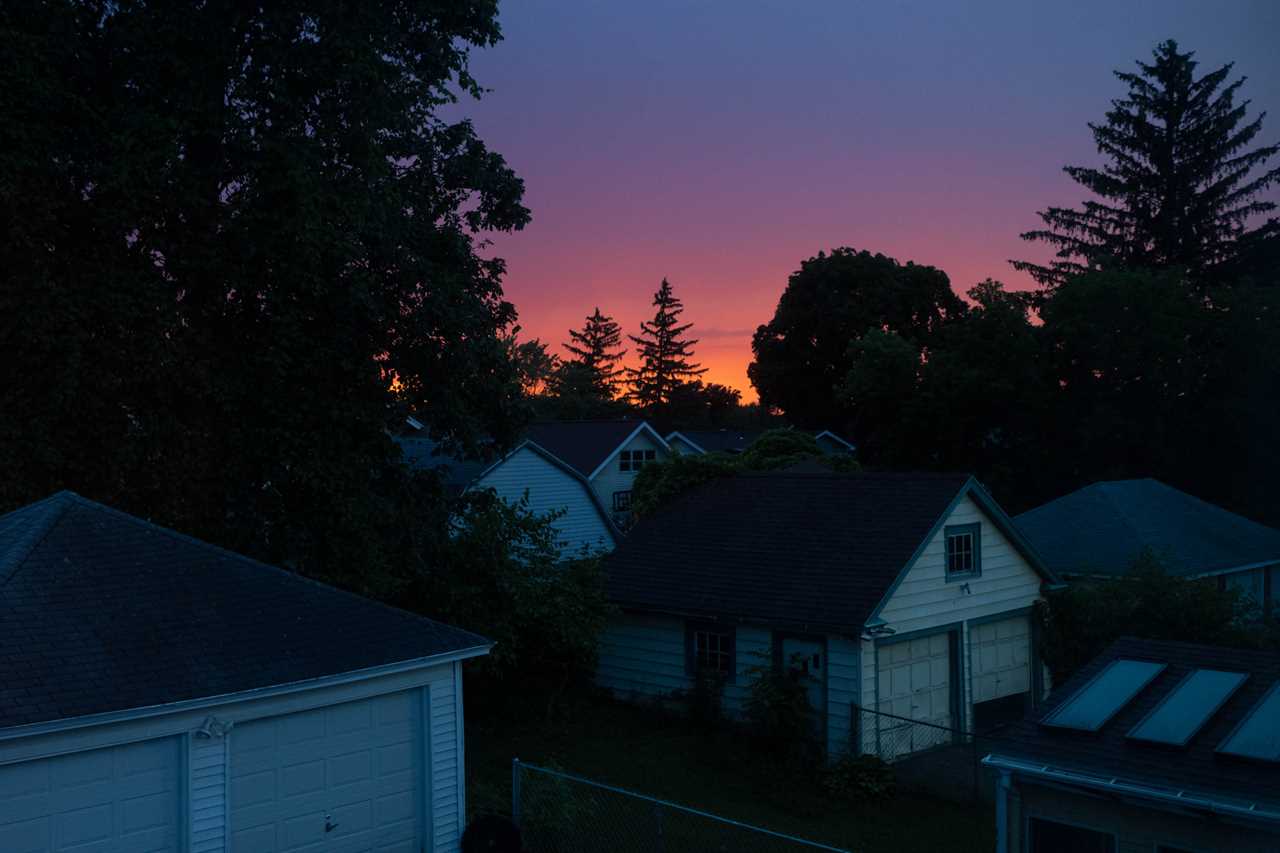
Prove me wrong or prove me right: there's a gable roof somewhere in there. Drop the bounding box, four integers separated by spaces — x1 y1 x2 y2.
525 419 666 478
396 434 492 493
988 637 1280 816
667 429 765 454
0 492 490 731
606 470 1049 633
1015 479 1280 578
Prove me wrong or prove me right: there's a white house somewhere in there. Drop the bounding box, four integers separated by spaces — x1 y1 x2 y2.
469 419 670 554
598 470 1061 758
0 491 490 853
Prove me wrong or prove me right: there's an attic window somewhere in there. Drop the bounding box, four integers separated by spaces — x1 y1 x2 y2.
945 523 981 580
620 449 656 472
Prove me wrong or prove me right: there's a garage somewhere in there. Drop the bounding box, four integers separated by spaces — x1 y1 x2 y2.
969 615 1032 729
0 737 181 853
876 632 954 758
230 692 424 853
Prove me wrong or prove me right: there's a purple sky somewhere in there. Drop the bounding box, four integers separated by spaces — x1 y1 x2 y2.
457 1 1280 396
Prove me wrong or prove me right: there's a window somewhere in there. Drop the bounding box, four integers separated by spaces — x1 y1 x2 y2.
1042 659 1166 731
944 523 981 579
1028 818 1115 853
619 449 657 472
687 624 734 677
613 490 632 512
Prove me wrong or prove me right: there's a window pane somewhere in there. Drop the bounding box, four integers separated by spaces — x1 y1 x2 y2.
1218 682 1280 762
1128 669 1248 745
1043 659 1166 731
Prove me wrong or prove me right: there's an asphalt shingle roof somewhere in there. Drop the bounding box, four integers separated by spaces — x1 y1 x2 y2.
1015 478 1280 578
672 429 766 454
992 637 1280 811
606 470 974 632
525 419 651 477
0 492 490 730
396 434 491 492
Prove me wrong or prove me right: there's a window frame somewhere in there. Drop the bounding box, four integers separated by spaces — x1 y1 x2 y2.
944 522 982 581
612 490 632 512
685 622 735 682
620 448 657 473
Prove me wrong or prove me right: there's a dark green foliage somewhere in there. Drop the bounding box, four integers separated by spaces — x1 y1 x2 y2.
682 666 728 730
821 754 897 802
749 248 964 429
510 338 561 399
1037 550 1276 685
0 1 530 583
630 429 860 517
562 307 628 400
742 650 815 754
661 381 743 427
626 279 707 408
1015 40 1280 287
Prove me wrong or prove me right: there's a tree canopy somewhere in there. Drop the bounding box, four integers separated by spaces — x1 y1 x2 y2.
562 307 627 400
749 248 964 429
1014 39 1280 287
626 278 707 408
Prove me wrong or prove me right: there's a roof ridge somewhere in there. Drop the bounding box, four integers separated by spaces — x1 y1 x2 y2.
0 491 76 588
22 492 491 645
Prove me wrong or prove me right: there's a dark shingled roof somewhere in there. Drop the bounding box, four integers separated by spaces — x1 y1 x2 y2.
395 434 492 493
1015 478 1280 578
606 470 976 632
991 637 1280 811
671 429 766 454
525 419 653 477
0 492 490 730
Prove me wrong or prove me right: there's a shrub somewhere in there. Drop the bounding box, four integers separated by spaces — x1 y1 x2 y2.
683 665 728 728
821 754 897 801
742 650 815 755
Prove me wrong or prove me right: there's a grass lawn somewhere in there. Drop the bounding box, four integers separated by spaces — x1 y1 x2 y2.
467 695 994 853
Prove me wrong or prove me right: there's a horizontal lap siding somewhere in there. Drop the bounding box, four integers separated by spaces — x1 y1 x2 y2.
475 447 613 555
189 735 227 853
826 637 859 757
589 433 667 510
864 495 1044 735
430 675 460 852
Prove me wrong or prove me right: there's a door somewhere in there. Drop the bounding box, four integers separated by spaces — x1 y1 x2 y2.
0 737 181 853
876 632 953 758
229 691 423 853
781 636 826 728
970 616 1032 730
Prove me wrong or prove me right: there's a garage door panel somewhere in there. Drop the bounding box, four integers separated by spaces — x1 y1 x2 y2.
970 616 1032 704
0 739 180 853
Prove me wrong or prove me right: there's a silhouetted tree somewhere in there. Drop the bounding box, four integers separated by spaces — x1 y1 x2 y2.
749 248 964 428
626 279 706 408
1014 40 1280 287
509 338 559 398
562 307 627 399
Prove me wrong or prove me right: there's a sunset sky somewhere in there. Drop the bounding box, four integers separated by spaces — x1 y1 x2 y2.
458 1 1280 398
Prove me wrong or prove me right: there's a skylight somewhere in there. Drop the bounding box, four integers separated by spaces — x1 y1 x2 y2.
1043 659 1166 731
1127 669 1248 746
1218 681 1280 763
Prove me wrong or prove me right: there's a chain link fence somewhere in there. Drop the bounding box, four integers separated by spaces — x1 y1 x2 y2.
853 705 1006 803
511 759 851 853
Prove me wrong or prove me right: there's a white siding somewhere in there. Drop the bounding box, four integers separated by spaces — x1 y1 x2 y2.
189 735 227 853
474 446 614 556
860 494 1044 733
589 431 668 511
826 637 859 757
429 674 461 852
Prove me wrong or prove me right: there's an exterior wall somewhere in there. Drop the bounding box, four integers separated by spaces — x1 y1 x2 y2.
596 613 860 756
1222 565 1267 607
860 494 1044 734
0 659 471 853
474 446 614 556
589 430 668 511
1006 778 1279 853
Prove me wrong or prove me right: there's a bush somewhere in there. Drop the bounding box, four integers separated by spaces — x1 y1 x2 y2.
821 754 897 801
742 650 815 756
683 665 728 729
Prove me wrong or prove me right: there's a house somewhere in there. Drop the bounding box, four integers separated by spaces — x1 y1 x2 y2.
468 419 670 553
983 637 1280 853
0 491 490 853
1016 479 1280 610
597 470 1061 758
396 432 493 495
665 428 855 456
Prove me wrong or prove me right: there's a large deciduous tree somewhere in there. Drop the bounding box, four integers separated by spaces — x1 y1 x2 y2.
626 279 706 408
562 307 627 400
1014 40 1280 287
0 1 530 580
749 248 964 428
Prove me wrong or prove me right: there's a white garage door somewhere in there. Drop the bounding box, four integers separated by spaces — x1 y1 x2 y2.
876 633 953 758
0 737 181 853
230 691 423 853
969 616 1031 704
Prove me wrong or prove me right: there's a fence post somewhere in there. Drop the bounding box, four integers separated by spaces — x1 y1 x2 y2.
653 802 665 853
511 757 521 827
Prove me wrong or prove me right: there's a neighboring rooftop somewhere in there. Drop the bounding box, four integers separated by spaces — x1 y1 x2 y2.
669 428 766 454
524 419 656 477
607 470 1025 632
991 637 1280 812
1015 478 1280 578
396 434 491 493
0 492 489 730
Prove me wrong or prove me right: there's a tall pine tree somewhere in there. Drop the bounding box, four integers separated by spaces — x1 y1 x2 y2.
626 279 707 408
562 307 626 399
1014 40 1280 287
